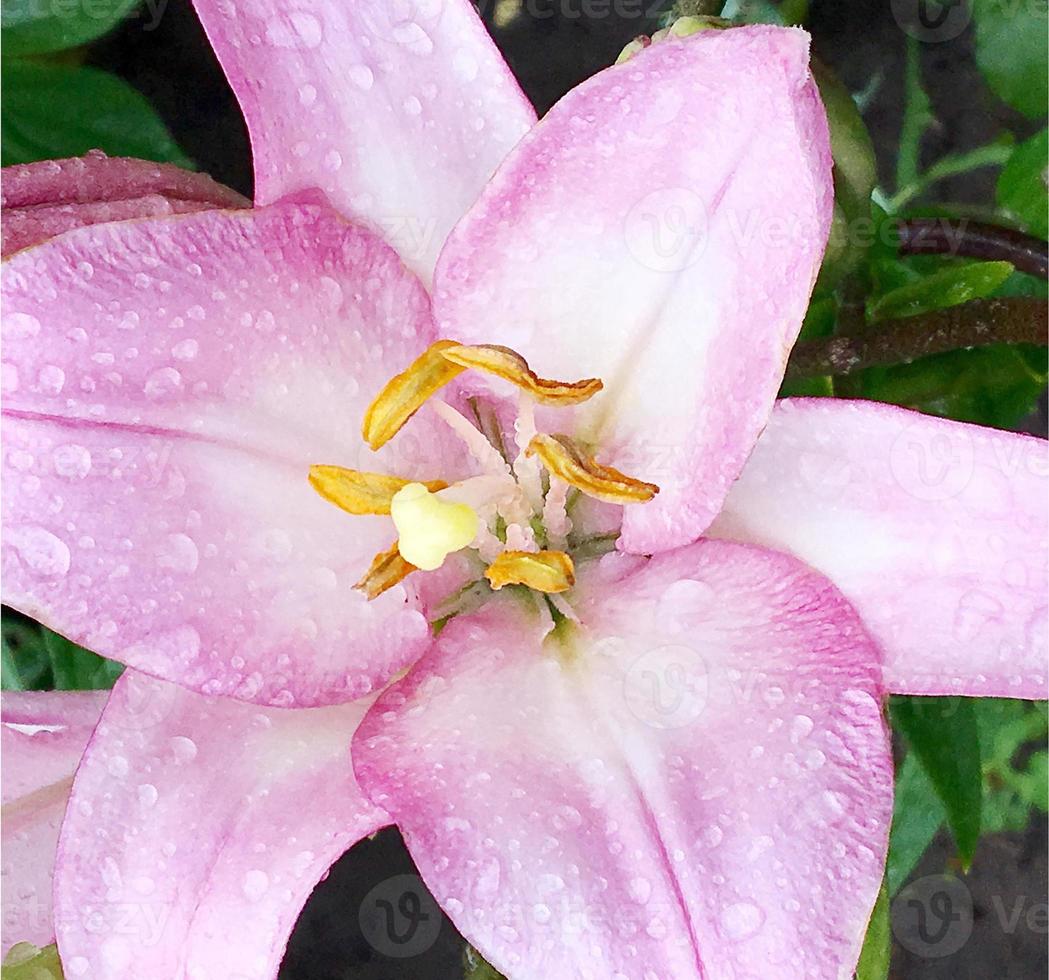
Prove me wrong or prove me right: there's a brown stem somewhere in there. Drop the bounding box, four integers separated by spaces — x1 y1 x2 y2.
785 297 1048 380
895 218 1049 280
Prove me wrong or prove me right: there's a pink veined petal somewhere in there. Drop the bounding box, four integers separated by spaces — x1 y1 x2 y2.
2 690 106 953
2 154 248 257
54 670 387 979
355 539 891 980
1 202 460 707
191 0 536 281
433 25 833 555
711 398 1049 699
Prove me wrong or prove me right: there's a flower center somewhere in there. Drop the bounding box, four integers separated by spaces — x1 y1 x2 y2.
309 340 659 608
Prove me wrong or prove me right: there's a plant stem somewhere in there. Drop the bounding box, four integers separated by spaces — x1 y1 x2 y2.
895 218 1049 280
784 297 1048 380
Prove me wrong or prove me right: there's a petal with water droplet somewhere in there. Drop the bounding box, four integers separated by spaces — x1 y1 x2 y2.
712 398 1049 699
191 0 536 281
54 671 387 980
355 538 892 979
1 690 107 955
2 202 460 706
433 26 833 553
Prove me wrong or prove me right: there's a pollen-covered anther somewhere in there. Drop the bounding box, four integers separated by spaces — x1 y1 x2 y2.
526 433 659 504
438 344 603 405
361 339 604 451
485 550 576 594
354 542 417 600
309 465 447 516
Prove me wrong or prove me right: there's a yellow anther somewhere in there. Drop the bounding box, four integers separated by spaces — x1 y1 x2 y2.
485 550 576 593
362 340 466 450
439 344 603 405
527 433 659 504
354 542 417 600
390 483 478 571
309 465 447 516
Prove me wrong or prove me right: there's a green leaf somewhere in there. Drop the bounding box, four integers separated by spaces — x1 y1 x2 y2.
997 129 1049 240
1 943 64 979
890 696 982 867
869 260 1015 320
972 0 1049 118
841 343 1047 428
895 37 933 193
888 754 945 895
0 610 52 691
855 881 890 980
1 60 191 168
42 629 123 690
2 0 141 56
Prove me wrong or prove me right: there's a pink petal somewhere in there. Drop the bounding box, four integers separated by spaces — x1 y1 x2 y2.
191 0 536 280
355 539 891 979
2 153 248 257
54 670 387 979
712 398 1049 698
433 26 833 554
2 690 106 953
2 202 456 706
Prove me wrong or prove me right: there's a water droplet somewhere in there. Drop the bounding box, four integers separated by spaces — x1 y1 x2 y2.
628 876 652 904
702 825 724 848
53 444 92 480
169 735 198 763
37 364 65 394
718 902 765 941
156 533 199 573
403 95 423 115
349 64 374 90
532 902 552 923
391 21 434 54
241 869 270 901
144 367 183 399
324 149 343 172
137 783 159 808
298 83 317 106
4 312 40 338
790 714 814 743
453 49 479 81
106 755 130 778
266 9 323 47
171 338 199 361
8 525 70 576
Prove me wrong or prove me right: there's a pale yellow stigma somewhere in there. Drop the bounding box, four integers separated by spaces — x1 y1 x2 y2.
390 483 478 571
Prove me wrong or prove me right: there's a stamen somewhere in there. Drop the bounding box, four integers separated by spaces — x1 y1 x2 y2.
432 401 514 479
511 395 544 513
439 344 603 405
362 340 465 450
526 433 659 504
309 465 446 516
391 483 479 571
355 542 417 599
542 477 573 550
485 550 576 593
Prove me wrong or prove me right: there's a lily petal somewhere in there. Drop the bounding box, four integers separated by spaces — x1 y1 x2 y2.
355 539 891 979
2 690 106 954
2 202 455 706
54 671 387 979
1 154 248 257
433 25 833 554
712 398 1049 698
191 0 536 280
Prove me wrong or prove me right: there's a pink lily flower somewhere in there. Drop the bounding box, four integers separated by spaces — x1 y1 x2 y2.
1 3 1045 978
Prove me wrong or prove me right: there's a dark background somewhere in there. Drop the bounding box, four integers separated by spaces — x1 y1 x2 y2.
81 1 1047 977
